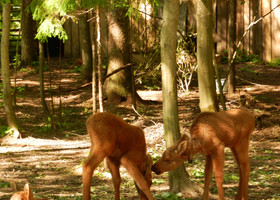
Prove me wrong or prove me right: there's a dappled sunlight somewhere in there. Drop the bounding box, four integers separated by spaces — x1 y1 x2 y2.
0 137 90 154
11 80 40 86
1 60 279 199
139 1 152 21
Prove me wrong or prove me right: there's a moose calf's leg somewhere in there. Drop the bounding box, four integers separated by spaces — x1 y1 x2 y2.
202 155 213 200
231 148 243 200
82 152 106 200
120 156 154 200
234 140 250 200
212 148 225 200
107 158 121 200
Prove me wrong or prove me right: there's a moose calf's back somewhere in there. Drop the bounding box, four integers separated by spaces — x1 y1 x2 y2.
190 109 255 148
86 112 146 155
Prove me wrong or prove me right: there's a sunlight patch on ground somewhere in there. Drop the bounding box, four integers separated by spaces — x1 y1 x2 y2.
0 137 90 154
12 80 40 86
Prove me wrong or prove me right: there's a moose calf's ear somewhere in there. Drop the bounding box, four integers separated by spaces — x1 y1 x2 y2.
24 183 33 200
177 141 189 156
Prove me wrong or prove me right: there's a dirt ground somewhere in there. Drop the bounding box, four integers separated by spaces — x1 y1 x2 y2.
0 60 279 200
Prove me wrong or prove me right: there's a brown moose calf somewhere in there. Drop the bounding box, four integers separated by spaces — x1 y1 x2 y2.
152 109 255 200
10 183 48 200
10 183 34 200
82 112 154 200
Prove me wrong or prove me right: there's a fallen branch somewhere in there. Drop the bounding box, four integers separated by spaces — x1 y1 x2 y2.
102 63 134 82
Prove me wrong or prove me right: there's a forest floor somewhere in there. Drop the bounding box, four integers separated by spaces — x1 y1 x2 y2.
0 59 279 200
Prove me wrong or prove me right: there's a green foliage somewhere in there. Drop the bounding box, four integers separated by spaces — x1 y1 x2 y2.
109 0 160 18
224 49 261 64
0 180 10 188
155 192 189 200
267 58 280 67
191 168 204 178
80 0 106 8
0 126 14 137
36 16 68 42
29 0 77 42
239 66 258 74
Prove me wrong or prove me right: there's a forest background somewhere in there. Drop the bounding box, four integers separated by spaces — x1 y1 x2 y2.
0 0 279 200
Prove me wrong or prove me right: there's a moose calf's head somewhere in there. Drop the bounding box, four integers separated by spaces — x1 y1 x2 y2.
151 134 192 175
144 154 153 187
10 183 34 200
136 154 153 200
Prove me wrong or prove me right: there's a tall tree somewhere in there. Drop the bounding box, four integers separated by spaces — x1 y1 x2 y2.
1 2 20 139
227 0 236 95
197 0 218 112
96 7 104 112
104 1 131 103
21 0 35 67
161 0 198 194
39 41 50 117
79 12 93 82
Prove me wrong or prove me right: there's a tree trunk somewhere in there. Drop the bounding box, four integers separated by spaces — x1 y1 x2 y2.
1 2 19 138
100 4 109 66
39 41 50 117
79 13 93 82
21 0 35 67
197 0 218 112
161 0 198 194
97 7 104 112
89 10 97 113
104 1 131 104
227 0 236 95
252 0 261 57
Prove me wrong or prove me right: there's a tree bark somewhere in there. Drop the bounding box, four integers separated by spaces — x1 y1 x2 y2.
89 10 97 113
21 0 35 67
97 7 104 112
161 0 198 194
227 0 236 95
1 3 19 138
100 4 109 66
39 41 50 117
104 1 131 104
79 13 93 82
197 0 218 112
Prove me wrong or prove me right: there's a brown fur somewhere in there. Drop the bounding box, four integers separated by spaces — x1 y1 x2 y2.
10 183 47 200
82 112 154 200
152 109 255 200
10 183 34 200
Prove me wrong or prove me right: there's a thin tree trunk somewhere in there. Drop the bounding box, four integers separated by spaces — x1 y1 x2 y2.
97 7 104 112
79 13 93 82
197 0 218 112
227 0 236 95
161 0 199 194
89 10 97 113
100 4 109 66
39 41 50 117
1 3 19 138
21 0 34 67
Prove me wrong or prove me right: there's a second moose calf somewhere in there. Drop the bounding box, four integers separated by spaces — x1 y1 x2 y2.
152 109 255 200
82 112 154 200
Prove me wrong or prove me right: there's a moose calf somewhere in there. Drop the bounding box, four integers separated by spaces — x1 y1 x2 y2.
152 109 255 200
11 183 34 200
82 112 154 200
10 183 47 200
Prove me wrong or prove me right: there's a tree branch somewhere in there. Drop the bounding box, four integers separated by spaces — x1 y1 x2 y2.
102 63 134 82
222 3 280 88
